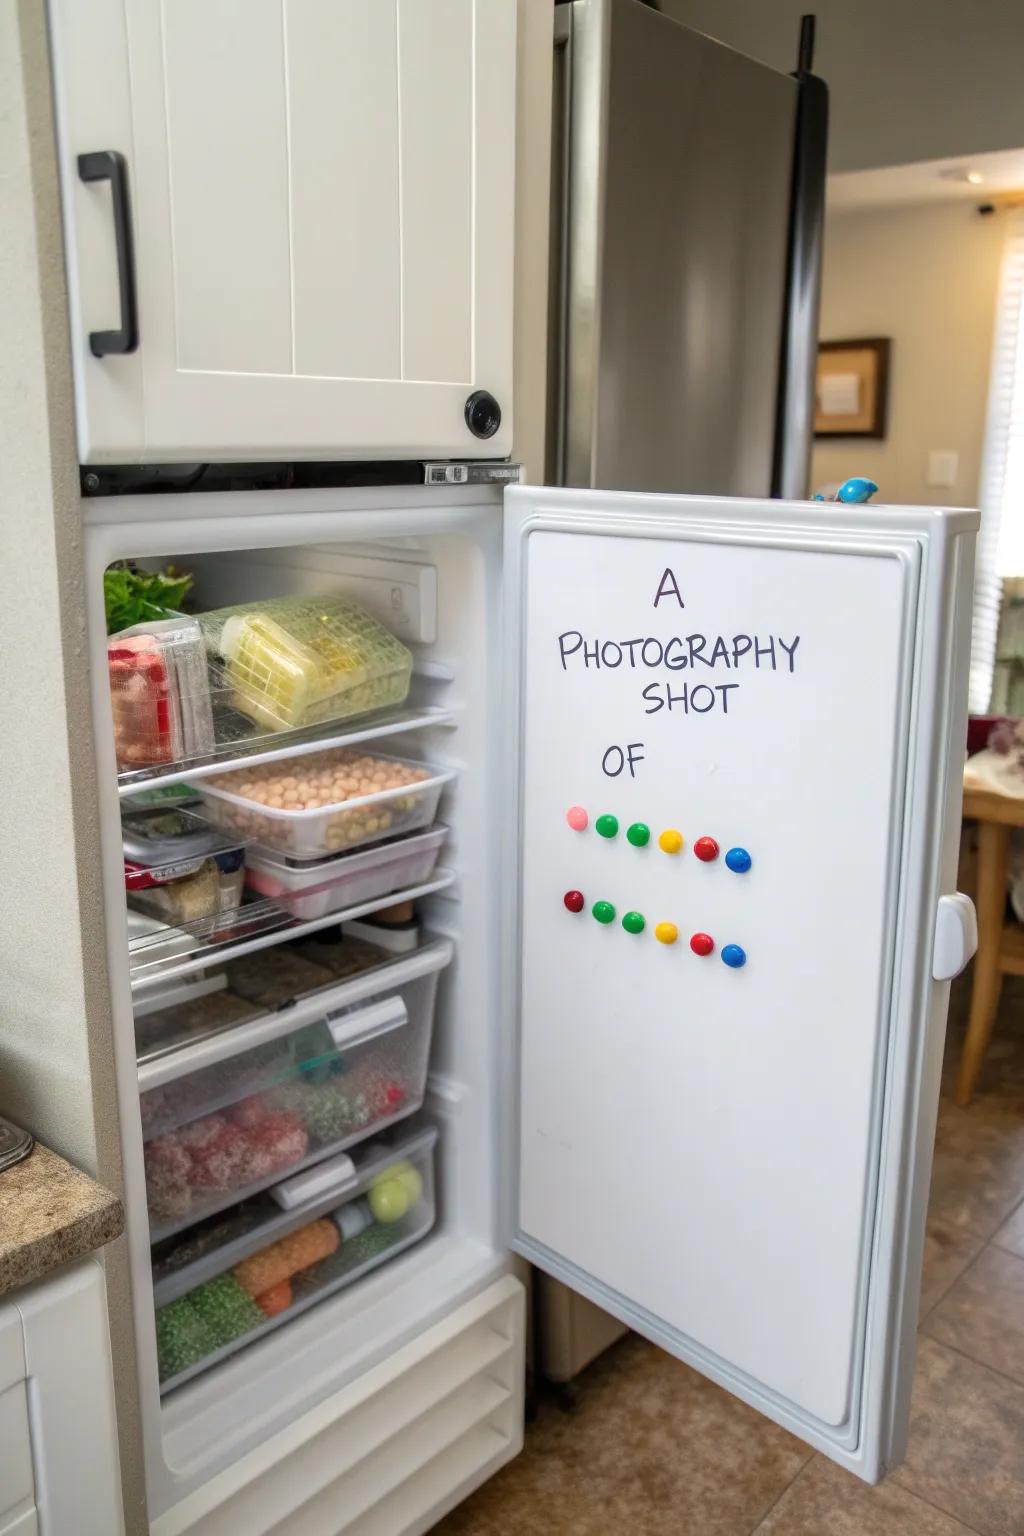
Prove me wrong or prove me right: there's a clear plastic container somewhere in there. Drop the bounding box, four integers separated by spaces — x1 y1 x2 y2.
244 825 449 920
108 616 214 768
197 596 412 733
143 940 451 1240
197 749 454 858
154 1125 438 1391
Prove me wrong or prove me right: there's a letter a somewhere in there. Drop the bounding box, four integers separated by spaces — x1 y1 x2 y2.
653 567 685 609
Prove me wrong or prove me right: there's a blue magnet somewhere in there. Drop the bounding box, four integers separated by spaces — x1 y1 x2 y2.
725 847 752 874
721 944 747 969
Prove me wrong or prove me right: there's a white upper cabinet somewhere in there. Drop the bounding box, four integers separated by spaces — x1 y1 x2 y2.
48 0 516 464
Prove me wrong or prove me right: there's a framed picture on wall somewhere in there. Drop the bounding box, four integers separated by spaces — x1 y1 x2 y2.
815 338 891 438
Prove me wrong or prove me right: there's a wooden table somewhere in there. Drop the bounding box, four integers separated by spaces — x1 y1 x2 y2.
956 783 1024 1105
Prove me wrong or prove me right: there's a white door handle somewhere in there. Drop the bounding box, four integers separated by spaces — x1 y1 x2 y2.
932 892 978 981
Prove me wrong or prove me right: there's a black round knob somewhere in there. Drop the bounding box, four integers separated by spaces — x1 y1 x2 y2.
465 390 502 440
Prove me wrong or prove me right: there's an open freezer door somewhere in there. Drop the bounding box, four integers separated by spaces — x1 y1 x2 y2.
502 484 978 1480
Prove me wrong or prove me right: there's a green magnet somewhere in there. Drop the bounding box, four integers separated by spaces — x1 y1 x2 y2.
595 814 619 839
622 910 645 934
592 900 616 924
626 822 650 847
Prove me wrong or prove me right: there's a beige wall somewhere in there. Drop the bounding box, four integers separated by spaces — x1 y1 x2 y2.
0 1 145 1526
809 200 1004 506
661 0 1024 175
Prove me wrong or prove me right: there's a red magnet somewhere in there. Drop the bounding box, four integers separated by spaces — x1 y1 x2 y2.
693 836 720 862
564 889 585 913
690 931 715 956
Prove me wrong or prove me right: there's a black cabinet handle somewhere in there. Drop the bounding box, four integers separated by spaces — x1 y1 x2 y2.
77 150 139 357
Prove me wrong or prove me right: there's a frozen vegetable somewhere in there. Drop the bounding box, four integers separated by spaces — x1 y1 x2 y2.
198 595 412 732
255 1279 293 1318
146 1106 308 1229
232 1219 339 1297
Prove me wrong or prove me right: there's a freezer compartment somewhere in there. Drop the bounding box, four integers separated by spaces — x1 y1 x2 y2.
143 939 452 1240
197 749 453 858
155 1124 439 1393
244 824 449 920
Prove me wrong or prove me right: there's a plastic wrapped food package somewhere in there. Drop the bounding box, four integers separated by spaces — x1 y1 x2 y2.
128 858 222 925
197 596 412 732
199 749 444 858
108 616 214 768
134 988 262 1061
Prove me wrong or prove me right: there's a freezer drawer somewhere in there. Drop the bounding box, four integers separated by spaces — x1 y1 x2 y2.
150 1276 525 1536
156 1125 439 1392
144 940 452 1239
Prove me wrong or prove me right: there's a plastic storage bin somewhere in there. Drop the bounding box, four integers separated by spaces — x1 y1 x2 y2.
244 825 449 920
108 615 214 768
198 749 454 857
197 596 413 733
143 939 452 1240
154 1124 438 1391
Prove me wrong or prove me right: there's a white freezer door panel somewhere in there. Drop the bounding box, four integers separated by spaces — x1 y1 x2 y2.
47 0 515 463
504 484 976 1480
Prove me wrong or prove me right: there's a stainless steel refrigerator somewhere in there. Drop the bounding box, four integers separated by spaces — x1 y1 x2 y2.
540 0 829 1389
548 0 828 500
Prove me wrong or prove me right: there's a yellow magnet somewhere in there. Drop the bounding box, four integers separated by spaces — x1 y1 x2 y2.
658 829 684 855
654 921 679 945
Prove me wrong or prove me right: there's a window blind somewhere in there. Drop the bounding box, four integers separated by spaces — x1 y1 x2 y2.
972 211 1024 712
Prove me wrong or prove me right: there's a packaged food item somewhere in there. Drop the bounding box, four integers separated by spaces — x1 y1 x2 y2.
294 933 389 981
223 945 338 1008
128 858 222 925
109 616 215 769
244 825 448 921
232 1218 339 1297
198 596 412 732
199 749 448 858
214 847 246 911
134 988 261 1061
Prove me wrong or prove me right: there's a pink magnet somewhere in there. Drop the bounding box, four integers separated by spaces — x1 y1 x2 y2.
566 805 589 832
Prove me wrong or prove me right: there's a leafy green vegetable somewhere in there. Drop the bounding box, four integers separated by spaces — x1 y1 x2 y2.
104 565 194 635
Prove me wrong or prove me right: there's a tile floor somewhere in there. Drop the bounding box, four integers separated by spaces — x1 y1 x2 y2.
433 972 1024 1535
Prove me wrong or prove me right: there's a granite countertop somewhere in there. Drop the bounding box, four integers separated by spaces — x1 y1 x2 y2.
0 1143 124 1296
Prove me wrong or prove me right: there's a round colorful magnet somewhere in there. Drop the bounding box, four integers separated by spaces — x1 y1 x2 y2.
689 932 714 956
658 828 684 855
566 805 589 832
724 847 752 874
693 837 719 863
721 944 747 968
563 889 585 913
654 921 679 945
622 910 645 934
595 814 619 839
626 822 651 847
592 900 616 924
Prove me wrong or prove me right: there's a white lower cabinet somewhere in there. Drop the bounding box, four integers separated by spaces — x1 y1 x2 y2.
152 1275 525 1536
0 1259 124 1536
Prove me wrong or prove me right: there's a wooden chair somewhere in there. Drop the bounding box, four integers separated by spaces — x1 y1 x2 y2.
956 783 1024 1104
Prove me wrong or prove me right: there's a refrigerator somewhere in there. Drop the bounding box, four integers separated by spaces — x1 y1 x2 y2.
549 0 827 500
84 478 978 1533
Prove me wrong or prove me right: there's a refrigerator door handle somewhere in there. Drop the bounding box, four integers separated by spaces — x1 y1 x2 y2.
932 892 979 980
76 150 140 357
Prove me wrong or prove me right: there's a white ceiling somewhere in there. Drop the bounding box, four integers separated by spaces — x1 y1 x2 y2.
827 146 1024 213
